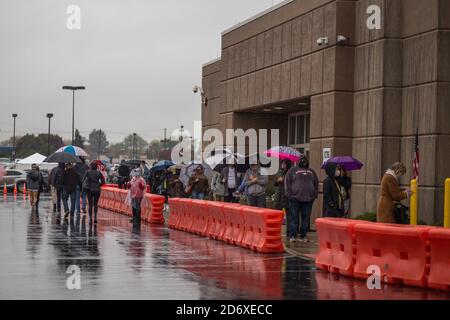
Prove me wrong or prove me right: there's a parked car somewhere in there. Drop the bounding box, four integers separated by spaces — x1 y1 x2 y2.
0 169 27 191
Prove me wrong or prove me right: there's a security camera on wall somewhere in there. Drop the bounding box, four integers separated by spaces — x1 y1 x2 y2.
337 35 349 43
316 37 329 46
193 86 199 93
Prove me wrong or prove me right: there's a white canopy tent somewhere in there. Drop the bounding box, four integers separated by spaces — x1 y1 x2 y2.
16 153 57 171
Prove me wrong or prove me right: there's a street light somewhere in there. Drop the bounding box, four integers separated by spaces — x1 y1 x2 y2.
193 85 207 106
46 113 54 156
62 85 86 145
132 133 137 159
12 113 17 161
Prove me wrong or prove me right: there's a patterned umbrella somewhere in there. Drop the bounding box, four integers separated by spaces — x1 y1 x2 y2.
55 145 89 157
321 156 364 171
264 146 303 162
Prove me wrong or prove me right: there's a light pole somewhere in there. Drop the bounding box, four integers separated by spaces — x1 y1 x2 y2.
46 113 54 156
62 86 85 145
132 133 137 159
12 113 17 161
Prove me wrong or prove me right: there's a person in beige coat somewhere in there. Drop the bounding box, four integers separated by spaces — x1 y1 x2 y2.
377 162 413 223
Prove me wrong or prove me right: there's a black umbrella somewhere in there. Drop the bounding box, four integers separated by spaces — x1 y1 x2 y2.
44 152 81 163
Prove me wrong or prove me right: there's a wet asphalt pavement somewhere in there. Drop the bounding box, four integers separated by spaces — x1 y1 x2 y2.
1 194 449 300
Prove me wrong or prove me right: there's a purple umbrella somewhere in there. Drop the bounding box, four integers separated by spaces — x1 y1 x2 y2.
322 156 364 171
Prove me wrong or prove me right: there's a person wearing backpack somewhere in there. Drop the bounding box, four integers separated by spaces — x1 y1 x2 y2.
82 161 106 224
26 164 43 211
51 162 66 213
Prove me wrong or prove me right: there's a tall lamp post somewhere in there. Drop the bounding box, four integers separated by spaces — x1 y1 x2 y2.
62 86 85 145
12 113 17 161
132 133 137 159
46 113 54 156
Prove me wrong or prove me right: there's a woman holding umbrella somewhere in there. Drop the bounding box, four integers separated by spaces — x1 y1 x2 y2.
323 162 347 218
322 156 363 218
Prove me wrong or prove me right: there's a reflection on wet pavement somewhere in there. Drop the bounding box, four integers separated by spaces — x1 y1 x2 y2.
1 195 449 300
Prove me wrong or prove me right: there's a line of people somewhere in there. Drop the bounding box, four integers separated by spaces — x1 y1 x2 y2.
48 158 105 224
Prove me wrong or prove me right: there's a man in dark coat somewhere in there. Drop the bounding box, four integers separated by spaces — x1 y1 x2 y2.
51 163 66 213
74 157 89 214
284 157 318 243
62 163 81 220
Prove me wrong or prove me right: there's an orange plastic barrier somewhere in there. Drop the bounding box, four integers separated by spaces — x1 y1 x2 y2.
167 200 285 254
223 205 244 245
178 199 194 231
315 218 361 277
98 187 165 224
353 223 431 288
147 193 165 224
207 202 226 240
254 208 284 253
428 228 450 291
168 198 181 229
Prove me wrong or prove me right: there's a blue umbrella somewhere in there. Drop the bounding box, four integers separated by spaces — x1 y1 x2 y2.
151 160 175 173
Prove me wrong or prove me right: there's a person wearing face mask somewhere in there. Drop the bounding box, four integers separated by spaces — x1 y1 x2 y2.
323 162 347 218
377 162 413 223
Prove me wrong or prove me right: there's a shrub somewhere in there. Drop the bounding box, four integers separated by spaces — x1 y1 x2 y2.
354 212 377 222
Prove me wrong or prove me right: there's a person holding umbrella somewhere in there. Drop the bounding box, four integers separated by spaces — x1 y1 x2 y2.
323 162 347 218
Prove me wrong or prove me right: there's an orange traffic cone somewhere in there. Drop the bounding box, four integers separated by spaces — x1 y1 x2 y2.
3 183 7 194
13 183 17 195
23 183 27 194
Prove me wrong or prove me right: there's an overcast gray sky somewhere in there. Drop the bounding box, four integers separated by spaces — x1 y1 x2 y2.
0 0 284 144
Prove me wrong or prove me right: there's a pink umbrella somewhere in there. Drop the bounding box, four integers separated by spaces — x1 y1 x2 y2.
265 146 303 162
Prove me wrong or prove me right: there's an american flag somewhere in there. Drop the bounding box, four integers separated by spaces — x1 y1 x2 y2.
413 129 419 180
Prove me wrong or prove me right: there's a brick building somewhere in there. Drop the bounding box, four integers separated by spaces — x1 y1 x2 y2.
201 0 450 224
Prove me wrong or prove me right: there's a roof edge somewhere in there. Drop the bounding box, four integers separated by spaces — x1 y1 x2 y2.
221 0 295 36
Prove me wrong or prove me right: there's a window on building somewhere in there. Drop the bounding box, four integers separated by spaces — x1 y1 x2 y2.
288 112 311 159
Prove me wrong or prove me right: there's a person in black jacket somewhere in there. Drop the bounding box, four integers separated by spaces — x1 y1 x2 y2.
323 162 347 218
62 163 81 220
82 162 106 224
51 163 66 213
74 157 89 214
118 160 131 189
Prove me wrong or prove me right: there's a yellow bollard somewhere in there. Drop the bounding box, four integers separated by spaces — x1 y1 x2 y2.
410 179 418 225
444 178 450 228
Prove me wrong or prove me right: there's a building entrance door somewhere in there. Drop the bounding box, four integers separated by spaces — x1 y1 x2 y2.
288 111 310 159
